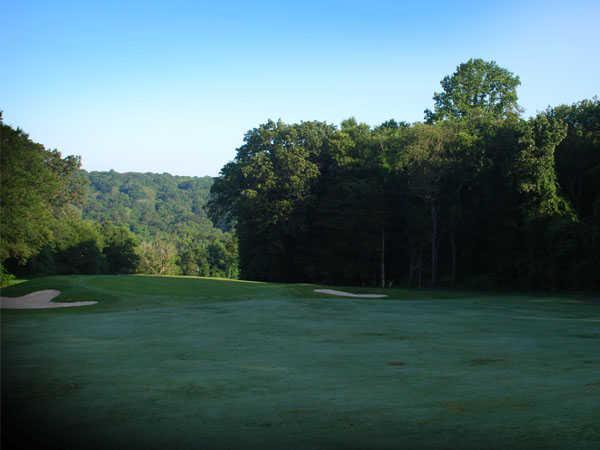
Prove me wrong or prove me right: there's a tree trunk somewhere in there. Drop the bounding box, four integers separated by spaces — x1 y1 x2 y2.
577 178 583 215
431 202 438 287
408 248 415 287
417 250 423 288
450 230 457 285
381 227 385 288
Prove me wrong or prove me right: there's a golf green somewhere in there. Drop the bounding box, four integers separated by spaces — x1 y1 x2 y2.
2 275 599 449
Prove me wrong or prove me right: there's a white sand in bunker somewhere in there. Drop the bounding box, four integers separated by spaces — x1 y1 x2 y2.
314 289 388 298
0 290 97 309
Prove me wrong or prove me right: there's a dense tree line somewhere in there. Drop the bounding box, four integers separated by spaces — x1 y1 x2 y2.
210 59 599 290
0 119 136 278
0 118 238 280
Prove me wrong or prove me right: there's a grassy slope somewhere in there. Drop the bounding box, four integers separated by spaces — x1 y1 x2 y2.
2 276 600 450
0 275 468 312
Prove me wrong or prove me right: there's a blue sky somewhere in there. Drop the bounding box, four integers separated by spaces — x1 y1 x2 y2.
2 0 599 176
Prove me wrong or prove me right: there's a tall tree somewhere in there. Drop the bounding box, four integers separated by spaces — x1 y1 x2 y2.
545 99 600 288
0 119 86 263
102 224 140 274
210 120 334 281
393 123 463 286
137 240 179 275
549 98 600 219
425 58 522 123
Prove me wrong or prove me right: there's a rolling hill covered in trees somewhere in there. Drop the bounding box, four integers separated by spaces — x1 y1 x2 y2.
83 171 214 237
0 125 237 281
82 171 238 277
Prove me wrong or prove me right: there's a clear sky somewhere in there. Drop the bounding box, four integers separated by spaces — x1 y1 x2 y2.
2 0 599 177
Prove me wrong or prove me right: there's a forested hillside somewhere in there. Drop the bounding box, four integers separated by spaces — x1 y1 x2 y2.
82 171 238 278
210 59 600 290
0 120 238 281
83 171 213 237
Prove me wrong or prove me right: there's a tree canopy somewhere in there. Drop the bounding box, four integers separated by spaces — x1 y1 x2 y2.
0 118 86 262
210 62 599 290
425 58 522 123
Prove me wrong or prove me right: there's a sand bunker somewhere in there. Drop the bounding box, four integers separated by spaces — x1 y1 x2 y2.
0 290 97 309
314 289 388 298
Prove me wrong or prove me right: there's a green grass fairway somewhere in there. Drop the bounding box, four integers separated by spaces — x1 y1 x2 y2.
2 276 599 449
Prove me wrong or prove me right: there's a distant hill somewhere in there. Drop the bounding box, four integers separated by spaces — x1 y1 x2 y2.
0 116 238 279
82 170 238 278
83 170 215 238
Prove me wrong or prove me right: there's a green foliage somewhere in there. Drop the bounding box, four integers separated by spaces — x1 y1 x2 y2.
425 58 522 123
83 170 213 236
549 98 600 220
0 120 86 262
210 120 335 281
1 120 238 279
544 98 600 288
0 262 16 287
102 224 140 274
16 210 107 276
84 170 238 277
136 240 179 275
210 61 599 290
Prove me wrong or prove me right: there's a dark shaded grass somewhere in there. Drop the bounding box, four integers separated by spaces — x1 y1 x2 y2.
2 275 600 449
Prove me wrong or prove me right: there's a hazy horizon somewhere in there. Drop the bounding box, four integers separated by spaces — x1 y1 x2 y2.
3 0 599 177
